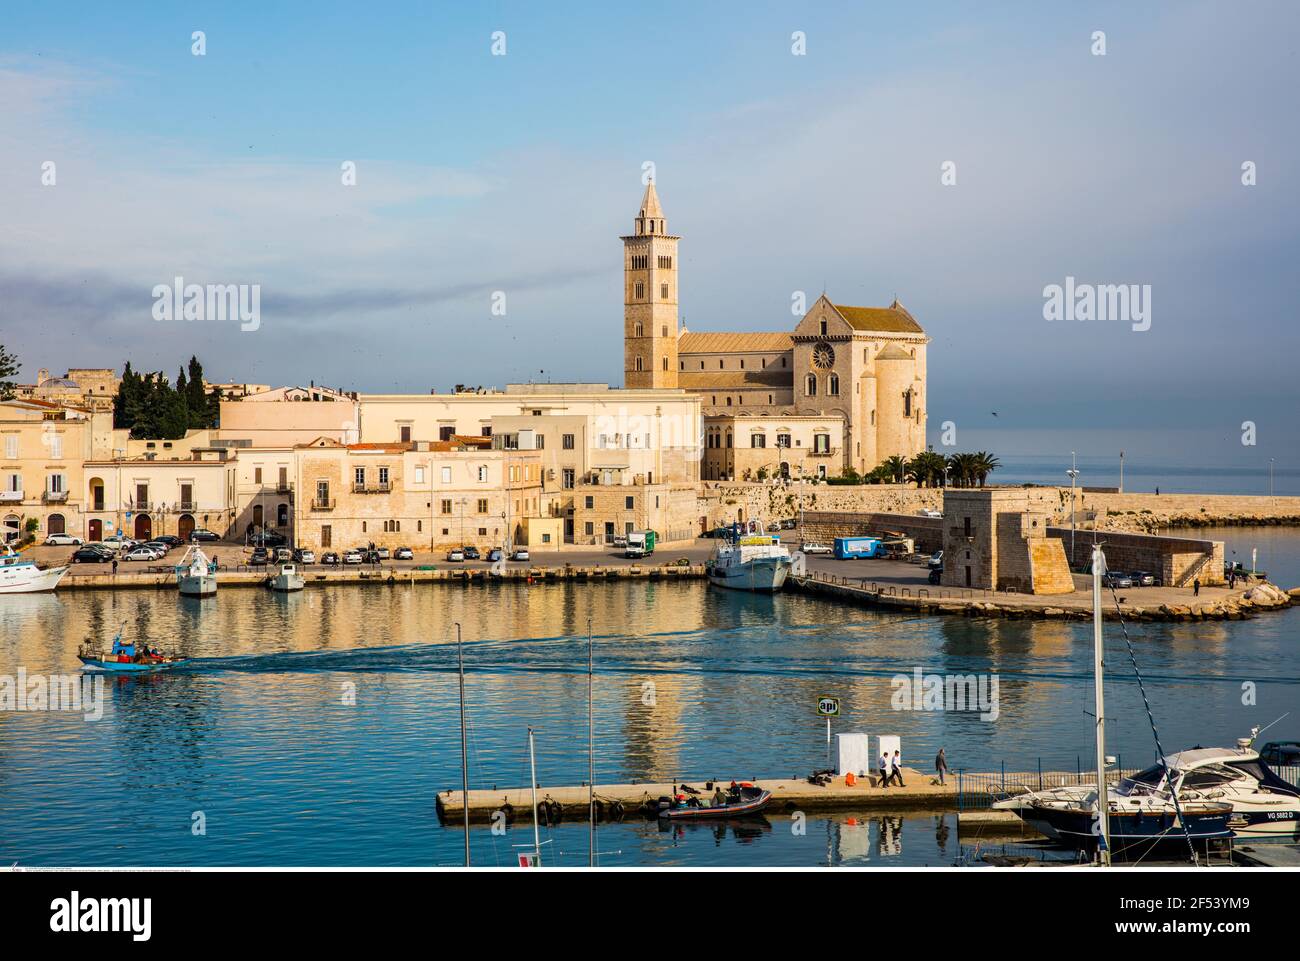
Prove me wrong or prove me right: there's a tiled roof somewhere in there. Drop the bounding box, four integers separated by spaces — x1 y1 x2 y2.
678 331 794 354
831 302 924 334
875 344 914 361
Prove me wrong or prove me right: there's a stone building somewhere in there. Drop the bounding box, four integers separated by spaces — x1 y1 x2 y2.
621 181 929 480
941 489 1073 595
0 399 102 543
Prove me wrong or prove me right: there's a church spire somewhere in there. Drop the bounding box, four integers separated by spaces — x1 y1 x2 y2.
635 180 666 236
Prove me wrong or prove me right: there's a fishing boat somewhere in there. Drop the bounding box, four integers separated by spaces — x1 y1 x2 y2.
268 563 305 592
77 629 188 673
657 782 772 820
706 523 792 593
0 546 69 594
175 545 217 597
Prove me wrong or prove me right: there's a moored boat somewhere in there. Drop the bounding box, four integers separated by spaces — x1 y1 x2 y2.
707 523 791 593
0 547 69 594
176 546 217 597
656 782 772 820
269 563 305 592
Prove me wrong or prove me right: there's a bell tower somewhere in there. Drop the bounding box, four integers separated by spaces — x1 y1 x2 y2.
622 180 679 388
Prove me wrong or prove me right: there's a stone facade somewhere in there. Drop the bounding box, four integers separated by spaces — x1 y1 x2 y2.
941 489 1072 595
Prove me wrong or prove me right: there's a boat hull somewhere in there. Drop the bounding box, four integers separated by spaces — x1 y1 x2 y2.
1011 803 1233 848
0 564 68 594
707 557 790 593
658 789 772 820
77 655 187 673
178 574 217 597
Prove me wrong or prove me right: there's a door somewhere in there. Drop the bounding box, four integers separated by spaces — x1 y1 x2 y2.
321 525 332 548
178 514 195 541
47 513 66 535
88 519 103 541
134 513 152 540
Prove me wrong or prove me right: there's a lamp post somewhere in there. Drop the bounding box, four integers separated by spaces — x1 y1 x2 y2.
1066 453 1080 562
1118 450 1124 494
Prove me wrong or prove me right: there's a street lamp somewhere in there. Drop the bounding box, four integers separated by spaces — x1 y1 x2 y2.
1118 450 1124 494
1066 452 1080 561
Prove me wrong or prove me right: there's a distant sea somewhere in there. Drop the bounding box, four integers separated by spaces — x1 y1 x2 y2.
925 427 1297 496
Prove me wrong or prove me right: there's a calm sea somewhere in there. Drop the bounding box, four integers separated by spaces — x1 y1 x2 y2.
1 525 1297 867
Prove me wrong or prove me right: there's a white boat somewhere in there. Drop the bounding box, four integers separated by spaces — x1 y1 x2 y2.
0 547 69 594
707 523 792 593
269 563 304 592
176 546 218 597
994 735 1300 841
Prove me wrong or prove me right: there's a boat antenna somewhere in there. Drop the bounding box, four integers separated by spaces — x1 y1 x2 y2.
1247 713 1291 747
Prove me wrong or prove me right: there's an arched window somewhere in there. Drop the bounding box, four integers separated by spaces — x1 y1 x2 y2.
828 374 839 395
635 357 643 372
634 322 643 337
805 374 817 396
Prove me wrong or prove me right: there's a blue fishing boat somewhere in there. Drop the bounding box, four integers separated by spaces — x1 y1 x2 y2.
77 629 187 673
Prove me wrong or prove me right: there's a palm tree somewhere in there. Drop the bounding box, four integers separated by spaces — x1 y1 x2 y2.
971 451 1002 487
879 455 908 484
907 451 949 488
946 452 978 488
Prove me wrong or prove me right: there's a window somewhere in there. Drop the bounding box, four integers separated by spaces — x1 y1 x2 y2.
750 434 766 448
477 465 488 482
661 325 667 337
562 468 575 489
584 522 594 536
439 426 455 442
805 374 817 396
660 284 668 300
316 480 329 502
820 319 828 335
634 322 643 337
3 436 16 459
414 466 425 484
814 434 830 453
534 434 544 449
477 498 488 513
400 425 411 443
904 390 913 417
562 434 575 450
49 434 62 459
354 467 365 487
585 496 594 509
662 357 668 371
441 467 452 484
776 433 791 448
378 467 389 486
321 525 332 547
635 357 643 372
828 374 839 395
634 282 644 299
254 468 263 484
47 473 65 493
625 496 634 509
441 499 453 515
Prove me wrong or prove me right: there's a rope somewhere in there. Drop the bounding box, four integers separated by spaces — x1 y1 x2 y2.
1106 582 1201 865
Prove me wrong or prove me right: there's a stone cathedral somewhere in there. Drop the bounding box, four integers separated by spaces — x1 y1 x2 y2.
622 181 928 481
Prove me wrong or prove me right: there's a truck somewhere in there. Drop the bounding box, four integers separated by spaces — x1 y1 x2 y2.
626 530 656 558
833 536 883 560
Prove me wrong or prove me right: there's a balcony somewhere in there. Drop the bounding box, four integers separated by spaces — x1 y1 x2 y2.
128 501 151 512
311 498 336 511
808 447 838 457
43 490 70 503
177 501 196 512
276 483 294 495
351 482 392 494
0 490 23 503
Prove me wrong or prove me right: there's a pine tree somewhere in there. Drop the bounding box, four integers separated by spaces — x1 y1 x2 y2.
0 343 19 400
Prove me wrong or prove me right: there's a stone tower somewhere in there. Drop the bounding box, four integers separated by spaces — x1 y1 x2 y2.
622 180 679 388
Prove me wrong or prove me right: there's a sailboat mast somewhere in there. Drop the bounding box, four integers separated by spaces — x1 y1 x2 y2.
1092 544 1111 865
456 622 470 867
588 618 595 867
529 726 541 865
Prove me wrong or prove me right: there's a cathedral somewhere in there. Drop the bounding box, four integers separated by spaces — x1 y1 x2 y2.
622 181 928 481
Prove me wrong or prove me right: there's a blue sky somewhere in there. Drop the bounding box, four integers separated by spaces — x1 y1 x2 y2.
2 1 1297 471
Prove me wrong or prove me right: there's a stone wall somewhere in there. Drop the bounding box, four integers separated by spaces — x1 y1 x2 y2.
1048 527 1225 586
800 511 943 552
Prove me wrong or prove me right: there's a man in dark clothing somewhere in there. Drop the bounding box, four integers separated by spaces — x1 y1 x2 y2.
877 752 890 789
1193 578 1201 596
935 747 949 786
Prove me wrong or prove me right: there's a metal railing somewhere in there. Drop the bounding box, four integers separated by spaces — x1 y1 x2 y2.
310 498 336 511
955 759 1135 810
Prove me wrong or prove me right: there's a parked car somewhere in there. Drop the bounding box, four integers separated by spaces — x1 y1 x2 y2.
73 547 113 563
612 535 627 548
154 534 183 548
274 547 293 563
446 549 465 562
779 518 798 530
124 546 163 562
486 549 504 563
461 546 480 560
321 551 341 566
918 509 943 519
102 534 134 550
394 547 414 560
375 547 391 561
189 528 220 543
800 542 832 555
293 549 316 565
44 533 84 546
511 549 530 562
927 550 944 569
247 529 288 548
249 547 270 566
1102 570 1134 589
1129 571 1155 587
342 549 363 565
143 541 171 553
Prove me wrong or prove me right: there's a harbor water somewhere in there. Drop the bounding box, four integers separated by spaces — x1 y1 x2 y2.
1 526 1297 867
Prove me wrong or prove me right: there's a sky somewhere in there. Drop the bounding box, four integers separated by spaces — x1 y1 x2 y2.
1 0 1297 475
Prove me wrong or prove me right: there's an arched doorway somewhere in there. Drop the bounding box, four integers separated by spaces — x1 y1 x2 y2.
88 477 106 512
88 519 103 541
277 503 289 527
47 513 66 535
252 504 264 529
3 514 20 544
177 513 195 541
134 513 152 540
779 461 791 480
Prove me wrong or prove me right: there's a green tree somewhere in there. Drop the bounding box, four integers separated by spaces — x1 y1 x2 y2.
879 455 908 484
0 343 20 400
971 451 1002 487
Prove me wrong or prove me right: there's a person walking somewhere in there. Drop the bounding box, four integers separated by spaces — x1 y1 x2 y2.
1193 578 1201 597
111 558 118 576
877 751 890 789
889 750 906 787
935 747 949 786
